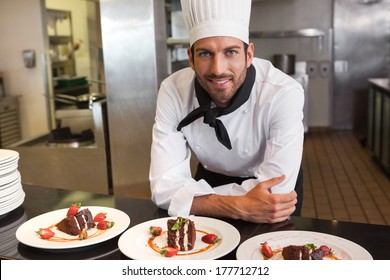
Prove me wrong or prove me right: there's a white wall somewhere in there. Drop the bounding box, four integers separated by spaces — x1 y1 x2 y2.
0 0 49 139
250 0 333 128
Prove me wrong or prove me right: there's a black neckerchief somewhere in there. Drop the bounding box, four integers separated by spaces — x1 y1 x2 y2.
177 64 256 150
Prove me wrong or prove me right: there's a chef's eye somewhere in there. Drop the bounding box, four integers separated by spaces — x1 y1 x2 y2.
198 51 211 57
226 50 237 56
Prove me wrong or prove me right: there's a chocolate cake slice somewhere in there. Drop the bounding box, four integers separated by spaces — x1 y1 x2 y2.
282 245 310 260
167 217 196 251
56 215 82 236
56 208 95 236
75 208 95 230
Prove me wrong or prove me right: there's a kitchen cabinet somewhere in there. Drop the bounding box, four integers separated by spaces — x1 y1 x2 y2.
367 79 390 175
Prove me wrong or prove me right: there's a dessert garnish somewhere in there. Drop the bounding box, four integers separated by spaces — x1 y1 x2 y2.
67 203 81 216
149 226 162 236
171 217 189 230
159 246 179 257
35 228 55 239
260 242 274 258
93 212 107 223
96 220 115 230
78 229 88 240
201 233 221 244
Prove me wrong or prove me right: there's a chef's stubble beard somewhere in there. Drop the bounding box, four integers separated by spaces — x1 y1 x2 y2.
191 43 249 103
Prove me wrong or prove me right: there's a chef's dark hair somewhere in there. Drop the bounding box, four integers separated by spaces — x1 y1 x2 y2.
190 42 249 64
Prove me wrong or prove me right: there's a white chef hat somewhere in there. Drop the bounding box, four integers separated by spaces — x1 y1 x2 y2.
180 0 252 46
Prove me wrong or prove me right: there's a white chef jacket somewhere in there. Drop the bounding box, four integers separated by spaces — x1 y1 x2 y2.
149 57 304 217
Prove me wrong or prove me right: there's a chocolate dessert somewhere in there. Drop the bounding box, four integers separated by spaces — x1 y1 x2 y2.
282 245 324 260
167 217 196 251
56 208 95 236
282 245 310 260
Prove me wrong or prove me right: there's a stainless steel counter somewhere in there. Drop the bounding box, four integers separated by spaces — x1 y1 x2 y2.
10 100 112 195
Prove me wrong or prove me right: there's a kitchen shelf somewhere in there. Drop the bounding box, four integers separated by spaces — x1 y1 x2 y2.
249 28 325 39
46 9 75 77
49 36 72 45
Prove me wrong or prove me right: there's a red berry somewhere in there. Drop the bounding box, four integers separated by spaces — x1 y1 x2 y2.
67 203 81 216
79 229 88 240
149 226 162 236
261 242 274 258
93 212 106 223
160 246 179 257
319 245 331 256
97 220 115 230
201 233 220 244
36 228 55 239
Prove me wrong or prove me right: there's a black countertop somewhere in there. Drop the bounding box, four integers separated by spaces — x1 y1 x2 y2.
1 184 390 260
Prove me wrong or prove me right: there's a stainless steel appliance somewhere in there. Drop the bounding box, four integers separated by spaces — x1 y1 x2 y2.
100 0 168 194
332 0 389 131
11 100 111 195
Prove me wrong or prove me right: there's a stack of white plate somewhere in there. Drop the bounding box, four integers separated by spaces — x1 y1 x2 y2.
0 207 27 259
0 149 25 216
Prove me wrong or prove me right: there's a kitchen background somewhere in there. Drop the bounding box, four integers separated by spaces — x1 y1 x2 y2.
0 0 389 197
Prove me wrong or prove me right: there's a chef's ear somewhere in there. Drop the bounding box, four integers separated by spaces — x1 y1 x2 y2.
187 47 195 70
246 42 254 68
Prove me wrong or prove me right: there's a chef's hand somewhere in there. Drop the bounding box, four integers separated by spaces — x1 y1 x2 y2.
237 175 297 223
190 175 297 224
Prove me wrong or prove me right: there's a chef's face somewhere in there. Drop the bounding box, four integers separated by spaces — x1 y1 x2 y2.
188 36 254 108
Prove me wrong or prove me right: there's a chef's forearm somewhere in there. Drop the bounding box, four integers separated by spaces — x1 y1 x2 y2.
190 194 241 220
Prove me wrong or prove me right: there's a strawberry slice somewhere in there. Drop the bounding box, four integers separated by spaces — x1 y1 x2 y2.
260 242 274 258
96 220 115 230
319 245 331 256
160 246 179 257
79 229 88 240
67 203 81 216
36 228 55 239
149 226 162 236
93 212 107 223
201 233 220 244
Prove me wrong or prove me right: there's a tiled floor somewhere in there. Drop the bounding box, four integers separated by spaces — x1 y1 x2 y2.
119 130 390 226
301 130 390 226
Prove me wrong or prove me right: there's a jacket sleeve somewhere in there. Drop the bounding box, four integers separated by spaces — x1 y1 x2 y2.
149 79 216 217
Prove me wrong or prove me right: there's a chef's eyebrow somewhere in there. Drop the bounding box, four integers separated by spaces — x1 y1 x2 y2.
194 44 242 53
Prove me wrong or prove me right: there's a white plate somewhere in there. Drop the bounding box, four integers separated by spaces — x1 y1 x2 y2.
0 180 21 200
0 170 20 185
16 206 130 249
0 149 19 163
0 194 24 216
236 230 373 260
118 216 240 260
0 188 24 208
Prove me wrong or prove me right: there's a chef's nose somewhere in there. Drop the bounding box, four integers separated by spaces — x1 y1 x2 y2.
210 54 226 75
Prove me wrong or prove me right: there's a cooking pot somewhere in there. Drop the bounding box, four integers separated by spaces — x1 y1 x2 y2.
273 54 295 75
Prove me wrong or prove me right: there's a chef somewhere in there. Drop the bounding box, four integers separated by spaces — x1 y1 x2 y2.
149 0 304 223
